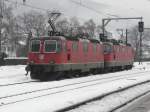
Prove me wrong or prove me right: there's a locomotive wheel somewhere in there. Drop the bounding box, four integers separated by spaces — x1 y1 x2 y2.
30 70 48 81
30 70 40 79
30 67 45 80
80 72 89 77
46 72 64 81
38 73 48 81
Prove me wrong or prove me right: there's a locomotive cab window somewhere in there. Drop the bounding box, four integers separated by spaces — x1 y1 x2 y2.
44 40 57 52
30 40 40 52
104 44 112 54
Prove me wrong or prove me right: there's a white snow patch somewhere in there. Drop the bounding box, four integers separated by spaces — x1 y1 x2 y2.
68 82 150 112
0 62 149 112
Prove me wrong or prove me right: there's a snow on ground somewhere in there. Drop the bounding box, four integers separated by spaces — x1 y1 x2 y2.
0 73 149 112
68 62 150 112
134 62 149 70
68 82 150 112
0 62 149 112
0 65 32 85
0 65 26 78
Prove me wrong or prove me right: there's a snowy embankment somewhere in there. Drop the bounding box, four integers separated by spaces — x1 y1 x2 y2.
68 80 150 112
0 62 150 112
68 62 150 112
0 65 32 85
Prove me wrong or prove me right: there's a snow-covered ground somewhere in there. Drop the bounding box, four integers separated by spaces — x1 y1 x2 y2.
0 65 33 85
0 62 150 112
69 82 150 112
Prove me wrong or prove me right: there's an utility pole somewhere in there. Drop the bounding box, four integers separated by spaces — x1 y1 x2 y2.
126 29 128 45
138 21 144 64
139 32 142 64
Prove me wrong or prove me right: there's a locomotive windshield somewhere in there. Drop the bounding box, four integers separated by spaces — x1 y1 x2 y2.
44 40 57 52
30 40 40 52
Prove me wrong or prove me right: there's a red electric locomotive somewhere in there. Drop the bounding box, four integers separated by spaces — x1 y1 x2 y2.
27 36 104 80
103 39 134 71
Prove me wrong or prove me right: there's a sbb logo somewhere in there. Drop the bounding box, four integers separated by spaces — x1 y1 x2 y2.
39 54 44 60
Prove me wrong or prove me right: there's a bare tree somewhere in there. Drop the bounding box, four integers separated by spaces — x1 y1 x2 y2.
18 11 46 37
0 2 19 56
55 18 70 35
69 17 81 35
83 19 96 38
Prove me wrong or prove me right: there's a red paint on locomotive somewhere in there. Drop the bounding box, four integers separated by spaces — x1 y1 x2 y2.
26 36 134 80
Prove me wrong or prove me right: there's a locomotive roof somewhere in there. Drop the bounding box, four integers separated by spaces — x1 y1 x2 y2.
30 36 66 40
30 36 100 43
102 39 132 46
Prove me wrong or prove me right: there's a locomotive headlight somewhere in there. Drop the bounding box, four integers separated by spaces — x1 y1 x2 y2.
49 60 55 64
27 62 31 65
30 61 34 64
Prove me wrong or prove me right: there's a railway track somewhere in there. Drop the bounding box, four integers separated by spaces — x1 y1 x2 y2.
0 64 142 87
0 80 38 87
0 67 143 87
0 70 150 108
66 81 150 112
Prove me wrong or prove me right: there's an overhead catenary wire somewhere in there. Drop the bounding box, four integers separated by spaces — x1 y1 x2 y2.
4 0 89 22
70 0 120 18
4 0 50 12
5 0 121 18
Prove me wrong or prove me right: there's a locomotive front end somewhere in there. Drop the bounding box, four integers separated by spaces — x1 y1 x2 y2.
26 37 63 80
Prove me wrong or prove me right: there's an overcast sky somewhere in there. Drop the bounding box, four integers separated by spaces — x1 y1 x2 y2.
8 0 150 33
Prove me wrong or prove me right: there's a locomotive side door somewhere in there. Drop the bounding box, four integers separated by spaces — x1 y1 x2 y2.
82 41 89 72
66 41 71 62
